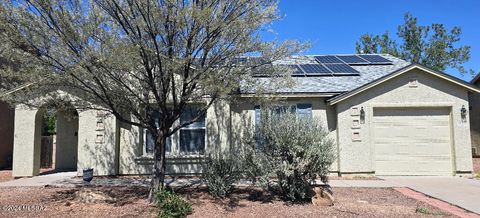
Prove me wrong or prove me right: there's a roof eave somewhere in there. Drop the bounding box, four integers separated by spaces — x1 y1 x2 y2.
471 73 480 84
238 92 341 98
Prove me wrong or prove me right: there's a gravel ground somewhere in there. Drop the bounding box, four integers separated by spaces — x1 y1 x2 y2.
0 186 155 218
0 186 453 218
186 187 453 218
0 170 13 182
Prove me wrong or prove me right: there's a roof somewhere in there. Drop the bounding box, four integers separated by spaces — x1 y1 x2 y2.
471 73 480 85
241 54 411 94
327 64 480 105
242 54 480 103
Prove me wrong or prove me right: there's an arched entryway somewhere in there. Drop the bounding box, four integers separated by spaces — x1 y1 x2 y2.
37 107 79 173
12 103 79 177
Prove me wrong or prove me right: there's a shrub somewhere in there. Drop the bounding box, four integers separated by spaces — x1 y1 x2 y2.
203 152 242 198
155 188 192 218
244 109 336 201
415 206 429 214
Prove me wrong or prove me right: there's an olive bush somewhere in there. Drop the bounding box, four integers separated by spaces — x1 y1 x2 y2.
244 109 336 201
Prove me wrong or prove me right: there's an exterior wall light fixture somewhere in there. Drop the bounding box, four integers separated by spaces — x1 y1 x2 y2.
360 107 365 124
461 105 467 122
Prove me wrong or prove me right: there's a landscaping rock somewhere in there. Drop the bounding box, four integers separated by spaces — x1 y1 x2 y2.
74 189 116 204
310 186 334 206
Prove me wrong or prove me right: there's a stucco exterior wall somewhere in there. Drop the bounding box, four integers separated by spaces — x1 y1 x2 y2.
12 106 43 177
77 110 118 176
469 80 480 156
0 101 14 169
117 100 231 175
336 69 473 175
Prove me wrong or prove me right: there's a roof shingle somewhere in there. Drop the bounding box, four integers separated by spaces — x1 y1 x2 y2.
243 54 410 94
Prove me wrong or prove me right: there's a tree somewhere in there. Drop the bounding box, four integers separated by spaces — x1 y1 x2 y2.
0 0 304 200
356 13 472 74
355 31 399 57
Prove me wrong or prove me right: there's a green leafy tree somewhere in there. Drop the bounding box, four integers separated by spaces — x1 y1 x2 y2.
355 31 399 56
0 0 304 200
42 109 56 136
356 13 472 74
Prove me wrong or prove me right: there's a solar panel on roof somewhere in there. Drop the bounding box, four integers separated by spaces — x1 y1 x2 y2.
358 55 392 64
337 55 369 65
298 64 331 75
233 57 248 65
314 55 343 64
289 65 305 76
324 63 360 75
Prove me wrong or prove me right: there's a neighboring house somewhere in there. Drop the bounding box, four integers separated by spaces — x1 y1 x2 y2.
11 54 480 177
0 101 14 169
469 73 480 157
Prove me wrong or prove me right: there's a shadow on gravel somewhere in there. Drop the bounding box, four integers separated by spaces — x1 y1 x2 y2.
50 186 150 206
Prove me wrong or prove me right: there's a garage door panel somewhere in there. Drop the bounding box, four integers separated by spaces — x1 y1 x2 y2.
373 107 453 176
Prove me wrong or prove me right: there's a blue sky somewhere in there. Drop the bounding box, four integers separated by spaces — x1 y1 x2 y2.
267 0 480 81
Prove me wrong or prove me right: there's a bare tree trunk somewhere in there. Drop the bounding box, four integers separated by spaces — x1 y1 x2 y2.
148 129 167 202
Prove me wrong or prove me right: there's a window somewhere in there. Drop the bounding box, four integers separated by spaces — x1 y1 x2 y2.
254 103 312 149
179 106 206 154
144 129 171 154
255 103 312 125
143 105 206 156
144 109 171 155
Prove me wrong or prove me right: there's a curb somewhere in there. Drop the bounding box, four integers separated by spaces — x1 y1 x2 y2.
394 187 480 218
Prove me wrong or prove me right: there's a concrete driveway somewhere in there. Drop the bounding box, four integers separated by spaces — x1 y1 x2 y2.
380 176 480 214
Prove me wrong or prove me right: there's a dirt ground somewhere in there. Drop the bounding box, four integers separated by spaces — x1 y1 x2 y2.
186 187 453 218
0 170 13 182
0 186 453 218
0 186 155 218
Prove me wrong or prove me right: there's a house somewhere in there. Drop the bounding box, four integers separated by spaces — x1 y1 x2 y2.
469 73 480 157
11 54 480 177
0 101 14 169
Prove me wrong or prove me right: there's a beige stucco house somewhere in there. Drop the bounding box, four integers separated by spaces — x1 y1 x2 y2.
11 54 480 177
469 74 480 157
0 101 14 169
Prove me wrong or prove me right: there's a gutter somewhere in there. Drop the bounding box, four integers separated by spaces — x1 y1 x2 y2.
238 92 342 98
0 82 37 98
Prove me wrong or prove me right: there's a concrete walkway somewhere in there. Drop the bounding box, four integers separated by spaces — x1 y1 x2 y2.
0 172 77 187
329 179 398 188
380 176 480 215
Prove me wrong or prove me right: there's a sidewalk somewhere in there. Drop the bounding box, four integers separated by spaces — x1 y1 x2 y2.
380 176 480 215
0 172 77 187
0 174 401 188
328 179 399 188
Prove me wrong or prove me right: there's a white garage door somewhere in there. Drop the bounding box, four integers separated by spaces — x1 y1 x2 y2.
373 107 453 176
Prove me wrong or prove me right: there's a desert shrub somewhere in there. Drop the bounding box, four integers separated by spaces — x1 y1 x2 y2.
415 206 429 214
244 108 336 201
155 188 192 218
203 152 242 198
